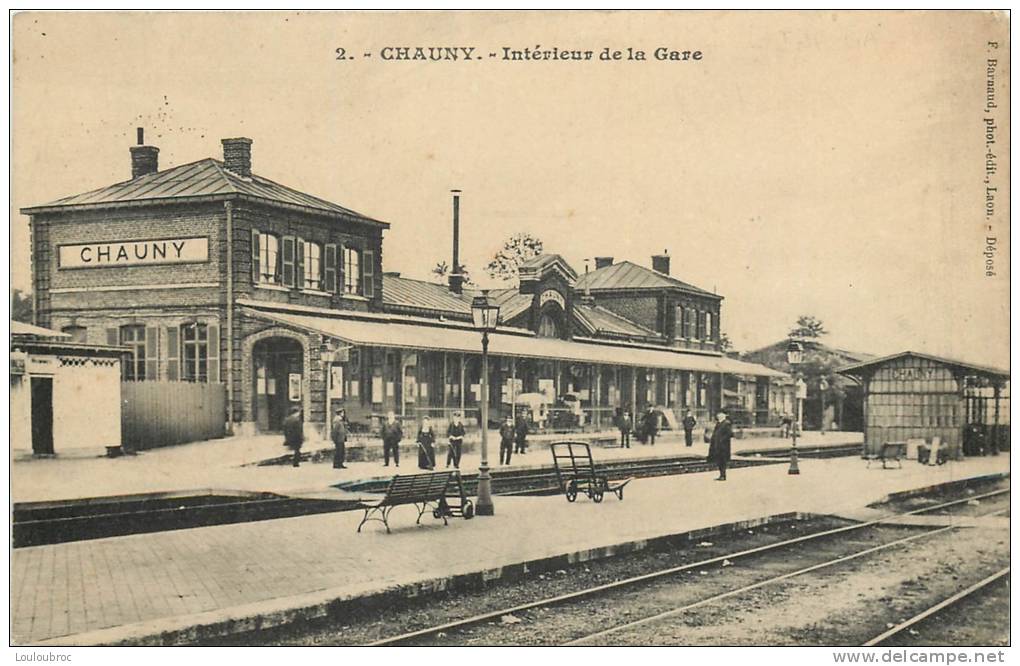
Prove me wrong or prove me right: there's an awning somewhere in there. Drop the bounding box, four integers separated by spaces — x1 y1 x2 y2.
241 304 787 378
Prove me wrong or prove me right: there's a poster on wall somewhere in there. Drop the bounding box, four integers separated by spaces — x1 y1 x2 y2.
372 376 383 404
329 366 344 399
288 373 302 402
405 378 417 403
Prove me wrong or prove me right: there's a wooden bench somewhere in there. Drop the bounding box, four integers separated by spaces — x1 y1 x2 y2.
865 441 907 469
551 441 632 503
357 471 474 533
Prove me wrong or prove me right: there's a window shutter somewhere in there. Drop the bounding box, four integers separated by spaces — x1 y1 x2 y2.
106 328 119 346
324 244 337 293
207 324 220 383
145 327 159 380
166 326 180 381
295 238 305 289
363 248 375 298
251 228 260 283
281 236 295 287
697 311 706 339
337 243 345 293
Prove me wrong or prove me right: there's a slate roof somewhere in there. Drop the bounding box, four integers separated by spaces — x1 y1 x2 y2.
382 276 472 316
21 158 386 226
574 260 718 298
575 303 660 338
488 289 534 322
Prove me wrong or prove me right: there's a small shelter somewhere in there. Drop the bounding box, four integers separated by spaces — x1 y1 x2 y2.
11 321 127 457
838 351 1009 459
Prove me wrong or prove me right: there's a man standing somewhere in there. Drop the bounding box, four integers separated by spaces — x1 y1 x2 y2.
644 407 659 446
499 415 515 465
381 411 402 467
331 408 349 469
283 406 304 468
682 410 697 447
514 413 529 455
619 411 632 449
446 412 465 469
708 410 733 481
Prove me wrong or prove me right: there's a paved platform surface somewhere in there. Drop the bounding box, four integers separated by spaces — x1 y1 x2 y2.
12 429 861 504
11 449 1008 645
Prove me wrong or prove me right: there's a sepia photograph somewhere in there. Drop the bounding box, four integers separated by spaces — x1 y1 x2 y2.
7 9 1011 656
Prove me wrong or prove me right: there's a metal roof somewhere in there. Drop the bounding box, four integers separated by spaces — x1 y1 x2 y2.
575 303 659 338
11 321 69 338
838 351 1009 380
240 302 786 378
575 261 718 298
382 276 472 316
21 158 386 226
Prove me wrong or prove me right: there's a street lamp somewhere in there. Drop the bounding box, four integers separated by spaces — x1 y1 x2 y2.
786 340 804 475
471 290 501 516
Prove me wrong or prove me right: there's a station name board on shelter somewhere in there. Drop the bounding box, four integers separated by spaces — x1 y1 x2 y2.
57 237 209 269
539 289 566 309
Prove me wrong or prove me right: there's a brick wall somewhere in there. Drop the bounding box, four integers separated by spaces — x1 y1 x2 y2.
595 292 660 333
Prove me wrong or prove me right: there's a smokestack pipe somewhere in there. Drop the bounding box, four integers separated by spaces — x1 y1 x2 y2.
449 189 463 294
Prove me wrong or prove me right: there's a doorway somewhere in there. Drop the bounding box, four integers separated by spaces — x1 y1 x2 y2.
252 337 304 432
31 377 54 455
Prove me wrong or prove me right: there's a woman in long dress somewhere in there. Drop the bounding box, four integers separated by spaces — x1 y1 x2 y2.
417 416 436 470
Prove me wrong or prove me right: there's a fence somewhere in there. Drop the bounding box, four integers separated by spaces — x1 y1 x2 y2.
122 381 226 450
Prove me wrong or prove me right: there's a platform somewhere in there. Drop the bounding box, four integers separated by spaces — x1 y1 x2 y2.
11 447 1008 646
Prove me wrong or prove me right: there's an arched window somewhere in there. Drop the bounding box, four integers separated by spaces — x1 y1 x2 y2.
538 312 561 338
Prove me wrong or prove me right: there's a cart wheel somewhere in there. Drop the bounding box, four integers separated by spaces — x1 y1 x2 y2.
565 480 578 502
592 487 604 503
433 509 443 519
463 500 475 519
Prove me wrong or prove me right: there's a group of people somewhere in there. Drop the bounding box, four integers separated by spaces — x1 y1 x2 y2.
285 403 732 481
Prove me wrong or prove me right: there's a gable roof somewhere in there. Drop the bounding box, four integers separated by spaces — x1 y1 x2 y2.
575 302 660 338
575 260 719 298
837 351 1009 380
21 158 387 226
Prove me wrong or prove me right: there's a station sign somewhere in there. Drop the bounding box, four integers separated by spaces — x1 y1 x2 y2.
58 236 209 269
539 289 565 309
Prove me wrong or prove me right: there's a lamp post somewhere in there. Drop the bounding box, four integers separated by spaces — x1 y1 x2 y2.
786 340 804 475
471 290 501 516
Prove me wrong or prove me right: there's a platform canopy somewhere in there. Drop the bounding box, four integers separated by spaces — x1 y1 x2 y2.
241 302 786 378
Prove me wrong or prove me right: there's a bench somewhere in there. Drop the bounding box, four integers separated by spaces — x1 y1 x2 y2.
356 471 474 533
865 441 907 469
550 441 632 503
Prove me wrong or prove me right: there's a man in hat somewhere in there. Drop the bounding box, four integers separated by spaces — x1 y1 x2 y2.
283 406 304 468
708 410 733 481
644 406 659 446
514 412 529 455
330 408 349 469
446 411 465 469
619 410 632 449
499 415 515 465
381 411 402 467
682 410 697 447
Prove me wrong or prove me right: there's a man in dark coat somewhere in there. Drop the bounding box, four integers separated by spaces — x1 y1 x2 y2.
707 410 733 481
682 410 697 447
330 408 350 469
499 416 515 465
446 412 465 469
644 407 659 446
619 411 632 448
381 411 402 467
283 406 304 468
514 413 529 454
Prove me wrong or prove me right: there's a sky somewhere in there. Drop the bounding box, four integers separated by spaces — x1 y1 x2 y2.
10 11 1011 368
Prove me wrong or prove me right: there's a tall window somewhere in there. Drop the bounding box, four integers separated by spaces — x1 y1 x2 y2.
120 325 146 381
303 241 322 290
538 312 561 338
181 323 209 382
683 308 696 339
257 233 280 284
705 312 714 340
343 246 361 294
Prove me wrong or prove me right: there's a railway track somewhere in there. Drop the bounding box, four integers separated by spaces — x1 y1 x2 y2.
365 488 1009 646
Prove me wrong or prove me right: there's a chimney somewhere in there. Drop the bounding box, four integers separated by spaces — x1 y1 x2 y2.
652 250 670 275
221 137 253 177
129 127 159 179
580 258 595 305
449 189 464 295
594 256 614 270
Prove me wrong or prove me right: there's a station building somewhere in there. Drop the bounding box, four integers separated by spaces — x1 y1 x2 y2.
23 132 787 441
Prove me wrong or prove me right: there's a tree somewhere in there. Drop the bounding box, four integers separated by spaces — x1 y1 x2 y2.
432 261 473 286
485 233 544 283
718 332 735 355
11 289 32 324
788 315 827 339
